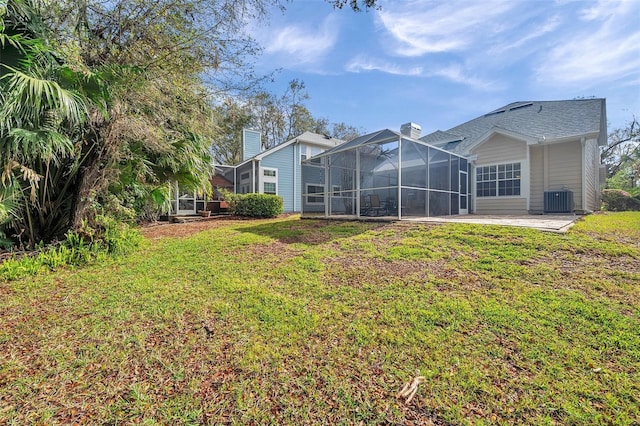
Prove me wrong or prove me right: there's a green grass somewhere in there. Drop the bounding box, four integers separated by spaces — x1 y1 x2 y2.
1 212 639 425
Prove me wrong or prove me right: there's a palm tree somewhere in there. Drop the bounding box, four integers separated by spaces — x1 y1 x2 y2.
0 0 97 247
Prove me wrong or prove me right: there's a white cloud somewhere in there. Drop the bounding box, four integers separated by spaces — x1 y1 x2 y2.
579 0 621 21
493 15 562 53
376 0 518 56
345 56 423 76
263 16 340 64
427 64 501 91
538 1 640 86
345 55 498 91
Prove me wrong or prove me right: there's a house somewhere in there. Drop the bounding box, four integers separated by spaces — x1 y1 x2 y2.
300 99 606 219
168 130 343 216
421 99 607 214
217 129 344 212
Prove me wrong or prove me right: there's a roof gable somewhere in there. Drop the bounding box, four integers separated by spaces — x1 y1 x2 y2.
237 131 344 166
422 99 606 155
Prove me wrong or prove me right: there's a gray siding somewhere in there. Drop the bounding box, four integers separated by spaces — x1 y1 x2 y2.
476 198 528 215
529 145 544 213
471 133 527 164
261 145 295 212
472 134 528 215
547 140 582 211
584 138 599 211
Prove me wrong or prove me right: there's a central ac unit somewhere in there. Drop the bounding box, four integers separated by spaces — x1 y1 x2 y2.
544 190 573 213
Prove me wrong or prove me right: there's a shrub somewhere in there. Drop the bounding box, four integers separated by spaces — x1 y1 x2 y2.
93 215 143 254
0 215 142 281
601 189 640 211
228 193 284 218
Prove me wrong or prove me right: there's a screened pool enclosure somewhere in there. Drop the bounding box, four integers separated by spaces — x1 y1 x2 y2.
301 129 471 219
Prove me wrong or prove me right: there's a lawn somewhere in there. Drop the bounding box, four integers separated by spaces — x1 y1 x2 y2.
1 212 639 425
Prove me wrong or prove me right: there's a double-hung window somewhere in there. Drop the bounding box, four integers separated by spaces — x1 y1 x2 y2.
261 168 277 195
476 163 521 197
306 184 324 204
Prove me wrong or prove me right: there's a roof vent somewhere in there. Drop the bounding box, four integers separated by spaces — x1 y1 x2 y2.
509 103 533 112
400 122 421 139
484 109 506 117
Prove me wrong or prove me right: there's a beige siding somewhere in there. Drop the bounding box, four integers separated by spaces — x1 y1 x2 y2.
471 134 527 164
472 134 528 214
547 140 582 211
529 146 544 213
476 198 528 214
583 138 599 211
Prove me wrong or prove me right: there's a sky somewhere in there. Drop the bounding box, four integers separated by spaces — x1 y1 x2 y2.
249 0 640 137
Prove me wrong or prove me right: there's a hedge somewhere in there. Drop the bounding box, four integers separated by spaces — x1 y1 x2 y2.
227 193 284 218
601 189 640 211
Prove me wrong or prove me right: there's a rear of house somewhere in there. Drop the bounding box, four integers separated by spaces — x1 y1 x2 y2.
423 99 607 215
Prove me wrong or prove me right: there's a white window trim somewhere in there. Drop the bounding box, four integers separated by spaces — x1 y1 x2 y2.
306 184 325 205
260 167 278 195
301 145 325 164
475 161 523 198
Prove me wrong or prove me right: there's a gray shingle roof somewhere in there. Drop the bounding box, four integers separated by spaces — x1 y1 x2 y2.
420 99 606 155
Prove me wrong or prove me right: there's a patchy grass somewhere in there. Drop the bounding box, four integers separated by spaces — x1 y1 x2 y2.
1 212 639 425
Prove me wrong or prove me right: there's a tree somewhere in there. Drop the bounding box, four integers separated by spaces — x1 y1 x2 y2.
1 0 376 247
212 98 253 165
0 0 106 246
601 116 640 193
212 79 364 162
326 0 379 11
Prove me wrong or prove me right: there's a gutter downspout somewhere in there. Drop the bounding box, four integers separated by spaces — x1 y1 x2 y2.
252 160 256 193
581 137 586 212
293 140 298 212
397 135 402 220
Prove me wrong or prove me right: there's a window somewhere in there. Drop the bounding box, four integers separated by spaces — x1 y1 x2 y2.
476 163 521 197
497 163 521 196
263 182 276 194
301 146 325 164
332 185 341 196
306 184 324 204
260 167 277 195
239 171 252 194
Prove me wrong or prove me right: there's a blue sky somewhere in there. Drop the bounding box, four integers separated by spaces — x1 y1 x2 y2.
250 0 640 136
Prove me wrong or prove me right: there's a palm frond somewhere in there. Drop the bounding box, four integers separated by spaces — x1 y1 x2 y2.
0 181 20 225
0 65 89 129
6 127 74 164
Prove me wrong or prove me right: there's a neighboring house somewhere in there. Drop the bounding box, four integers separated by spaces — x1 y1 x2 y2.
421 99 607 214
168 130 343 216
300 99 607 219
218 129 344 212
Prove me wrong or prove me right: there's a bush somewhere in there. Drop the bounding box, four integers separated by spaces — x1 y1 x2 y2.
227 193 284 218
0 215 142 281
601 189 640 211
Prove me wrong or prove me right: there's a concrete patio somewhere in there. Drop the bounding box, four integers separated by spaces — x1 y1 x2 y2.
403 214 581 232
